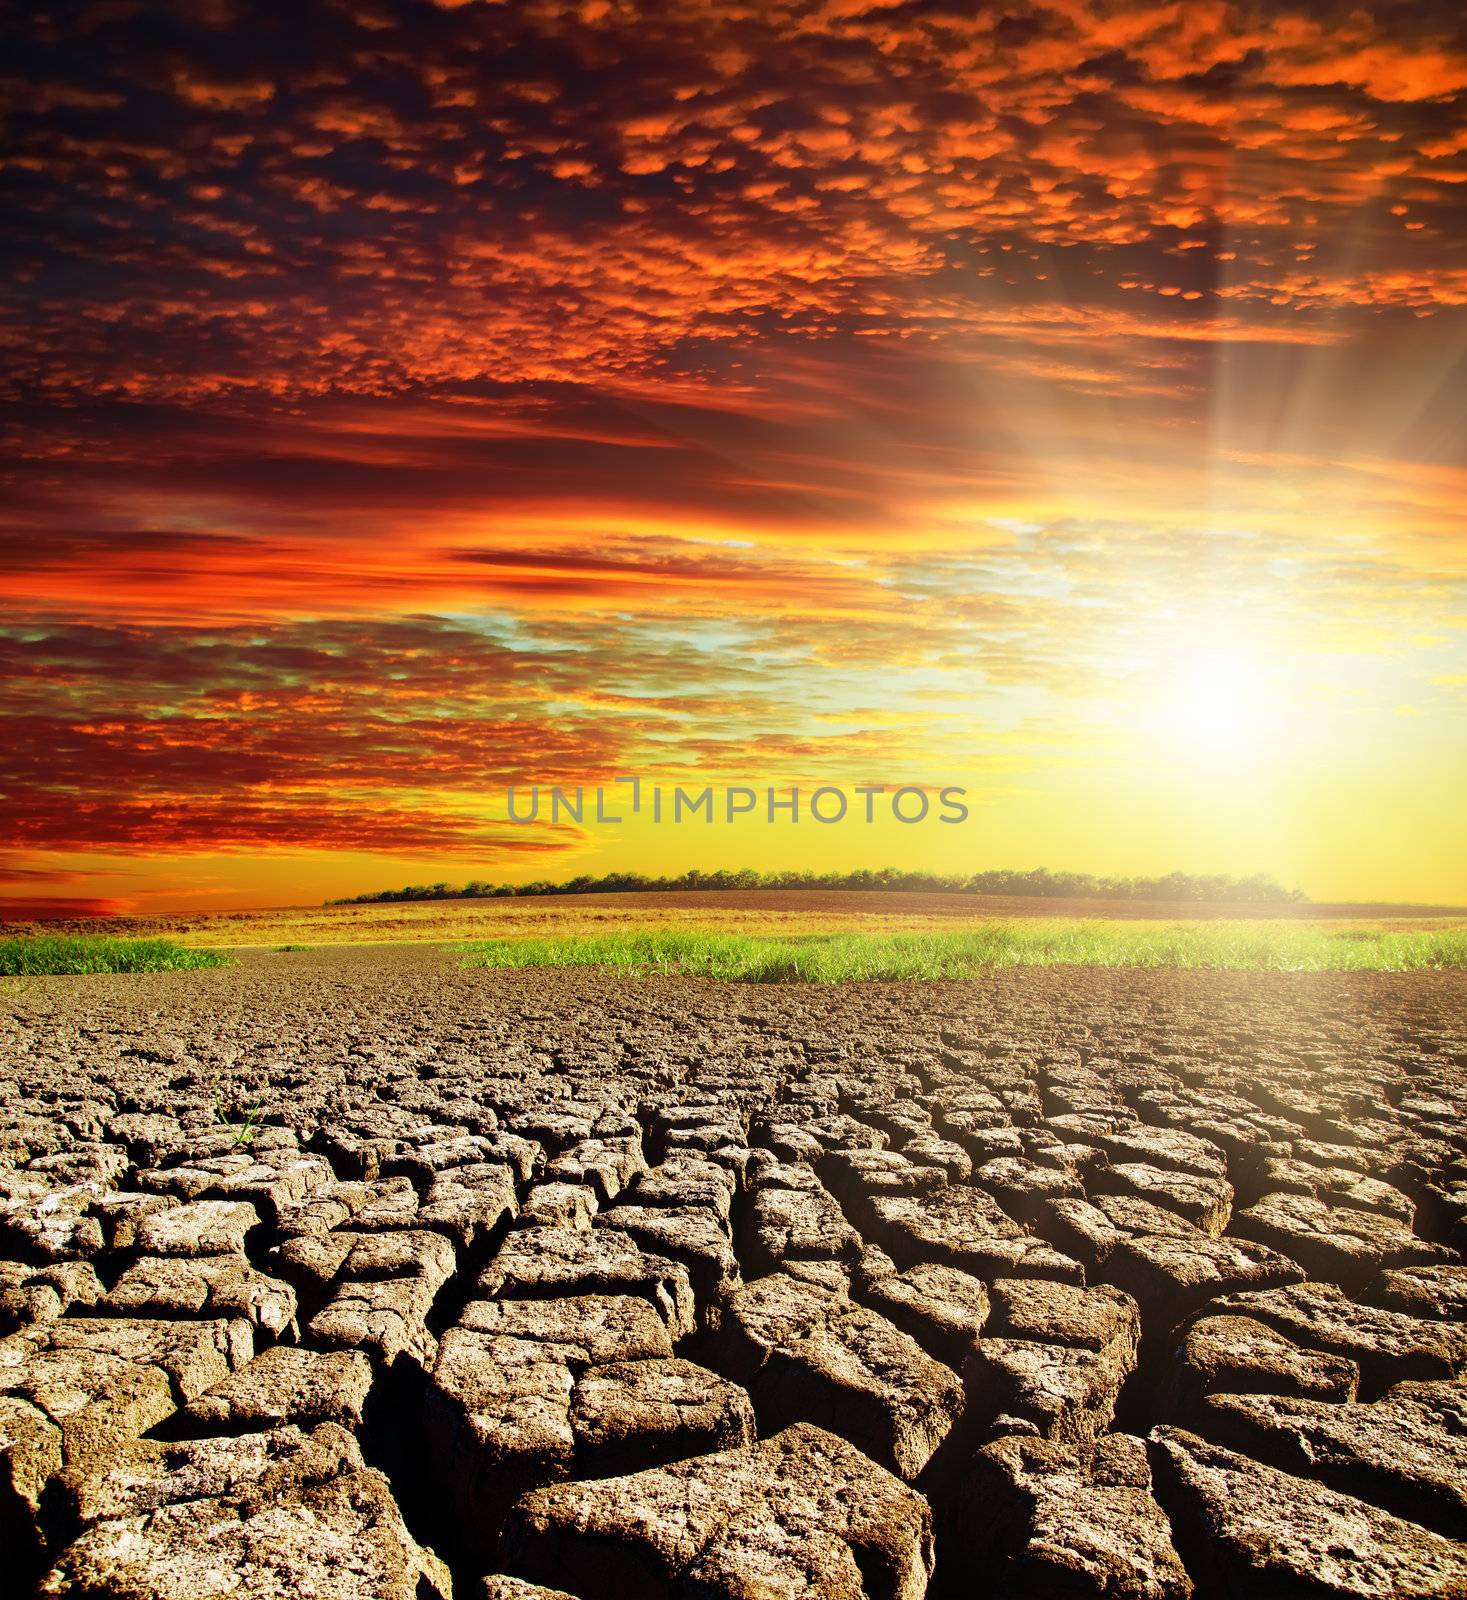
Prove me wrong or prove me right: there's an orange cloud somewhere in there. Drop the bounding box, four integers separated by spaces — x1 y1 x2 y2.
2 0 1465 905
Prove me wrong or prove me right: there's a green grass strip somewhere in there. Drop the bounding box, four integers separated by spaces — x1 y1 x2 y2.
0 936 233 976
460 924 1467 980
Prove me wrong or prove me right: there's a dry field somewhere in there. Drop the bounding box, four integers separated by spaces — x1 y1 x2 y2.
8 887 1466 948
2 944 1465 1597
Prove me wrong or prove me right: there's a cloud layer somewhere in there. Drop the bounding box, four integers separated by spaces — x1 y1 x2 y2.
2 0 1465 905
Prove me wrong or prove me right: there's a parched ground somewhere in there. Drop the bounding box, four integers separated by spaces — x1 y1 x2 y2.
3 945 1465 1599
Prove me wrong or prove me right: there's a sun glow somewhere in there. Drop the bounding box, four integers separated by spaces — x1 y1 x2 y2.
1128 634 1289 770
1160 650 1270 744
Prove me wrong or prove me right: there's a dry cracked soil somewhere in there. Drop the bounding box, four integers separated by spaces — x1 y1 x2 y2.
2 944 1465 1599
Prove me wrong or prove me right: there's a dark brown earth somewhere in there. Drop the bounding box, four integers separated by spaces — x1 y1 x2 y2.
3 945 1465 1598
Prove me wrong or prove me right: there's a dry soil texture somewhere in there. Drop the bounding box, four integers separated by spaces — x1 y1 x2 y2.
2 945 1465 1600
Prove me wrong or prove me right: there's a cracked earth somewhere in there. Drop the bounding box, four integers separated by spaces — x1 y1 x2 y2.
2 945 1465 1598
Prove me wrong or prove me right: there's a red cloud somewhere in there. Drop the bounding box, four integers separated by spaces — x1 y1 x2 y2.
2 1 1464 907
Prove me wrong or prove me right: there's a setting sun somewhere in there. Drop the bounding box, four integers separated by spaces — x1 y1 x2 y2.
1143 643 1282 764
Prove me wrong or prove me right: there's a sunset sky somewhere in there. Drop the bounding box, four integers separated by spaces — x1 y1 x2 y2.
3 0 1466 915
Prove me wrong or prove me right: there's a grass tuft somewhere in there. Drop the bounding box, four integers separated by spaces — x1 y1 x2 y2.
460 923 1467 981
215 1095 266 1148
0 936 233 976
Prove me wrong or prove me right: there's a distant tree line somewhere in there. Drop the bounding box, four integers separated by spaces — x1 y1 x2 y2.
328 867 1306 905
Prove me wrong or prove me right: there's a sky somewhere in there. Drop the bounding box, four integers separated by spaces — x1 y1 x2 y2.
3 0 1466 915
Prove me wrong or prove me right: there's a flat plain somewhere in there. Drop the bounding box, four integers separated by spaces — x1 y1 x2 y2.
10 886 1467 947
2 934 1465 1598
